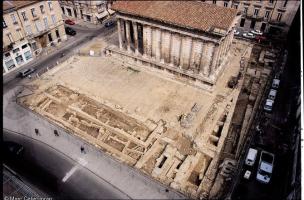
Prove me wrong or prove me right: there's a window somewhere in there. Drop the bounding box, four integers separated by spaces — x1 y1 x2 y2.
224 2 228 7
283 0 288 7
265 10 270 19
243 7 248 15
51 15 56 24
40 5 45 13
269 0 274 3
11 14 17 24
24 51 32 60
5 59 16 70
7 33 14 43
254 9 259 17
61 7 65 14
31 8 36 17
48 1 53 10
277 12 283 21
15 55 24 65
48 33 53 42
4 52 11 58
22 44 28 49
21 12 28 21
3 20 7 28
35 20 43 32
44 17 48 29
55 29 60 38
13 48 20 54
213 0 216 4
25 25 32 35
234 4 238 9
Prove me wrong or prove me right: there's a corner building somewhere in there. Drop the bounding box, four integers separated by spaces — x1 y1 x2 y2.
108 1 239 89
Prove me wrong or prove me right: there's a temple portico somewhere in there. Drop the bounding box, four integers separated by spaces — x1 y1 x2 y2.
108 2 238 89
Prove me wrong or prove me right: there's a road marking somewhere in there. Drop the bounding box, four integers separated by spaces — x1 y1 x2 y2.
62 158 88 182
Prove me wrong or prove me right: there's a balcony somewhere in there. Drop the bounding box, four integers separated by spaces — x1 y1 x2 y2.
268 20 286 27
245 14 264 21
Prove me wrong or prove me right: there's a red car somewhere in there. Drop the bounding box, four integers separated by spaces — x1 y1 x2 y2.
65 19 75 25
255 35 267 43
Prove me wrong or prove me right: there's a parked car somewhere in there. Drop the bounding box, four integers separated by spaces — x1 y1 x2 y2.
255 35 267 43
268 89 277 100
65 19 75 25
272 78 280 89
234 29 240 36
264 99 274 112
250 29 263 35
65 27 76 36
242 32 255 39
256 151 275 184
245 148 258 166
18 68 36 78
105 21 115 27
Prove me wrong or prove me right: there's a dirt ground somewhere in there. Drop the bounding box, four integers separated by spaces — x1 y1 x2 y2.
19 40 252 198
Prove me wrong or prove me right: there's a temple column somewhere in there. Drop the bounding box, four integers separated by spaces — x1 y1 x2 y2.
117 18 123 50
153 28 161 61
171 33 181 67
125 20 131 53
200 43 213 77
143 25 152 57
189 39 203 73
180 36 192 70
210 44 219 76
132 21 139 55
161 30 171 64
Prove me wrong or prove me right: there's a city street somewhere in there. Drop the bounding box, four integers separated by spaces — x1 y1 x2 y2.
3 20 116 93
3 130 130 199
231 36 299 199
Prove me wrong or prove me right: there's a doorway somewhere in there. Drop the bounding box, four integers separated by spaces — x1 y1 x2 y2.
250 20 256 29
260 23 266 32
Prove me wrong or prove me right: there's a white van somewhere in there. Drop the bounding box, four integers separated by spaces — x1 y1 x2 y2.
264 99 274 112
256 151 275 184
245 148 258 166
272 79 280 89
268 89 277 100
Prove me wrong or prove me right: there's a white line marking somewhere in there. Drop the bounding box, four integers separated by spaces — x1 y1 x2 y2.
62 158 88 182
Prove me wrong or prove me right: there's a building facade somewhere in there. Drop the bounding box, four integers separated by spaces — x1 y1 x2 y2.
3 1 67 75
204 0 300 36
59 0 114 24
108 1 238 89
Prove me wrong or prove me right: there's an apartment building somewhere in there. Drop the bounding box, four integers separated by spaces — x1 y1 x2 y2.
3 1 67 75
59 0 114 24
204 0 300 36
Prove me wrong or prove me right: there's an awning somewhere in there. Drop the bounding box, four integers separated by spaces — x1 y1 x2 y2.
95 12 108 19
108 9 115 15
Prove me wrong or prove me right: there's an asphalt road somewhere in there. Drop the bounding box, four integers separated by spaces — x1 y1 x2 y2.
231 41 298 200
3 130 130 199
3 22 116 93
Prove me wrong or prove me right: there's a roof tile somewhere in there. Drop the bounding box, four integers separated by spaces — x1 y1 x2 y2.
112 1 238 32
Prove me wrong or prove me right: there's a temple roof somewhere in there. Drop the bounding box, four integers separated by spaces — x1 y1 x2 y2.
112 1 238 33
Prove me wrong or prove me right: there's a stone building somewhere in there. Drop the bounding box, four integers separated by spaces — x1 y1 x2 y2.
59 0 114 24
204 0 300 36
3 0 67 75
108 1 238 89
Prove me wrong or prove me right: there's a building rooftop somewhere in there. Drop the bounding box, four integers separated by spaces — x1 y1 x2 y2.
3 1 38 12
112 1 238 33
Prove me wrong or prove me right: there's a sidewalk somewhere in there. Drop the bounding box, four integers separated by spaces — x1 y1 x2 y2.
3 86 186 199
